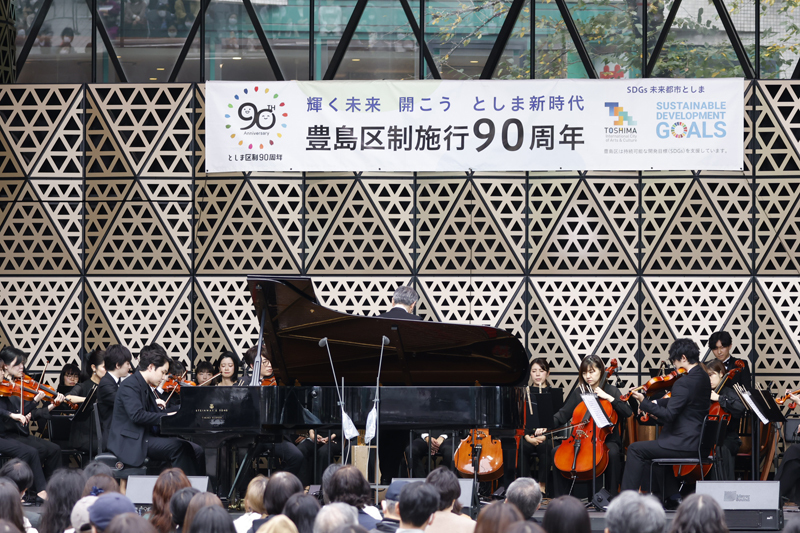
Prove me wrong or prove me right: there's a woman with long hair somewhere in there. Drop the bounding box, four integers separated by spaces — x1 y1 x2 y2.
39 468 84 533
281 493 319 533
474 501 522 533
0 480 25 533
183 492 223 533
534 355 632 497
520 358 556 494
187 506 235 533
216 352 239 387
542 495 590 533
67 347 107 453
149 468 192 533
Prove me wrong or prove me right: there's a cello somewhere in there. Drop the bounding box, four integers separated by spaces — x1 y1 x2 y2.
453 428 504 482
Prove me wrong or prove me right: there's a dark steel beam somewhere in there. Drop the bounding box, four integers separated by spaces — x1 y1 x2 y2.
554 0 596 78
398 0 440 79
642 0 647 77
242 0 285 80
480 0 525 79
646 0 681 77
309 0 315 79
15 0 53 76
168 0 212 82
86 0 127 82
711 0 755 78
323 0 369 80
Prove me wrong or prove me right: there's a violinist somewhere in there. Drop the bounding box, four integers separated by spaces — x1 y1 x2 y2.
96 344 133 450
57 364 81 395
708 331 751 388
519 358 555 494
0 346 64 501
703 360 745 480
65 348 106 454
621 339 710 507
775 390 800 499
236 345 276 386
195 361 215 386
534 355 631 497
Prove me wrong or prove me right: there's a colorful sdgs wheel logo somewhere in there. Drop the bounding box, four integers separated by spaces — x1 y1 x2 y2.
224 86 288 149
670 122 688 138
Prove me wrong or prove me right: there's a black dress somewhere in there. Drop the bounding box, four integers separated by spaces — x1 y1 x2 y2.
67 379 100 453
518 385 556 492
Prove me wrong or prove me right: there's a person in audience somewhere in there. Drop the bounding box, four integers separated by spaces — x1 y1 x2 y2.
216 352 240 387
327 466 380 530
250 472 303 532
541 496 590 533
187 506 235 533
182 492 223 533
97 345 132 450
82 474 119 497
88 493 136 533
68 348 106 454
149 468 191 533
57 364 81 395
124 0 149 37
282 493 319 533
147 0 177 37
505 477 542 523
0 460 33 499
474 501 521 533
39 469 84 533
331 527 365 533
0 479 26 533
69 495 98 533
369 480 407 533
423 467 474 533
169 487 199 531
194 361 215 386
82 462 114 480
320 464 343 504
668 493 729 533
312 503 357 533
234 476 267 533
505 523 545 533
105 513 157 533
397 482 439 532
784 518 800 533
257 515 299 533
0 519 21 533
604 490 664 533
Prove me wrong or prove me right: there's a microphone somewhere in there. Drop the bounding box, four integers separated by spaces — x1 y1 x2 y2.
318 337 328 348
382 336 390 346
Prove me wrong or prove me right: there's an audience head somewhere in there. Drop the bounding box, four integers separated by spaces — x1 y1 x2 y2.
83 461 115 479
0 479 25 533
83 347 107 381
187 505 235 533
169 487 199 529
475 500 522 533
105 513 157 533
182 492 223 533
264 472 303 515
398 482 439 530
668 493 728 533
89 492 136 533
0 459 33 495
256 515 300 533
321 463 344 504
542 495 590 533
40 468 85 533
425 466 461 511
506 523 546 533
783 518 800 533
505 477 542 521
82 474 119 497
328 465 371 509
149 468 191 533
103 344 132 376
0 520 21 533
244 475 268 515
669 338 700 365
282 493 320 533
71 496 98 533
312 502 357 533
217 351 240 381
604 490 665 533
381 480 409 520
329 527 366 533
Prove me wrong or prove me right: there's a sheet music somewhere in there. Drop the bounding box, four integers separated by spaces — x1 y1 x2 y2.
580 394 613 428
741 390 769 425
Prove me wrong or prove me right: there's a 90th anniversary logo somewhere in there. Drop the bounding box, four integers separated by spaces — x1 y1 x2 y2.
224 86 289 150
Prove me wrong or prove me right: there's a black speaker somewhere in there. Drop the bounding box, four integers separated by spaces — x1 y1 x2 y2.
492 486 506 500
592 488 613 511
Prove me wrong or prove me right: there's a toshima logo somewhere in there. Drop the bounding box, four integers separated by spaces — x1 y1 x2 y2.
224 85 288 150
670 122 688 138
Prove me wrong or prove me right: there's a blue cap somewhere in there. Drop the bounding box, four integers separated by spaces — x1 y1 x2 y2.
88 492 136 530
385 480 410 501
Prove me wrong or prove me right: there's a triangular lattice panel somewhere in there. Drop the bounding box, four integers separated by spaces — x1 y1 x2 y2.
85 91 133 177
719 281 754 367
760 81 800 162
84 281 117 352
753 283 799 374
588 178 639 264
752 83 800 175
759 278 800 363
417 179 467 254
313 277 413 317
197 277 260 358
32 180 84 268
474 177 527 267
153 283 192 367
527 179 578 267
141 88 193 177
594 284 640 374
700 178 753 263
755 180 800 269
362 178 415 268
419 277 523 326
641 178 692 262
0 180 23 231
757 188 800 274
0 126 23 178
30 283 82 372
141 179 193 267
640 284 676 372
526 283 578 378
194 179 243 260
192 281 234 363
251 178 304 268
305 179 354 261
85 180 133 264
30 92 83 178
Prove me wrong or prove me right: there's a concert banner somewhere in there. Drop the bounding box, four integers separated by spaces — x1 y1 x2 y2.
205 79 743 173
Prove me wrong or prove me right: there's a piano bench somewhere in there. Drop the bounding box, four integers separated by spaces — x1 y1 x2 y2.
93 453 148 480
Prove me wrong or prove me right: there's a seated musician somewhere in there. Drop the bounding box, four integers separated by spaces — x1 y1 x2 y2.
97 344 133 450
216 351 240 387
65 348 106 454
57 364 81 395
519 358 555 494
535 354 631 497
404 429 455 479
707 331 748 470
703 360 745 480
0 346 65 501
621 338 710 506
776 390 800 499
194 361 215 386
107 343 205 476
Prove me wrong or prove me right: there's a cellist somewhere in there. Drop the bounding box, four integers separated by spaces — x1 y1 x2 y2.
703 360 745 480
534 355 631 497
621 339 710 508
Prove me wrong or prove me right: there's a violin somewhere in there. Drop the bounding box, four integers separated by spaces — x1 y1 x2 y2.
163 374 197 393
19 374 78 409
0 379 39 402
776 387 800 406
262 376 277 387
454 429 504 482
620 367 687 402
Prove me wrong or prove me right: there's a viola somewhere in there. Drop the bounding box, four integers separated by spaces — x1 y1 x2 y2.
620 367 687 402
454 428 504 482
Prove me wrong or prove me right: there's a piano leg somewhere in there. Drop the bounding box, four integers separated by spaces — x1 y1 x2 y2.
228 441 258 502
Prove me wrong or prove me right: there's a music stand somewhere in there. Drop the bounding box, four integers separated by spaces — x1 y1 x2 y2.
737 385 785 480
578 392 613 511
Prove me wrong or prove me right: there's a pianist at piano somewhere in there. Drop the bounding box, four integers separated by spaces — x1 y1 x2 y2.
107 345 205 477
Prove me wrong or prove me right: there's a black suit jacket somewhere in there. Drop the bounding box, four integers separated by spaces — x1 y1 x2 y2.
97 373 120 449
378 307 422 321
721 355 751 389
640 365 711 452
107 371 168 467
0 396 49 436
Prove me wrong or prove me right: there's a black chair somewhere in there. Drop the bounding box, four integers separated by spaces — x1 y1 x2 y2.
648 413 728 499
91 404 147 481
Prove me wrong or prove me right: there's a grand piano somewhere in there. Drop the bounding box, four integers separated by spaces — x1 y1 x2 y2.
162 275 530 493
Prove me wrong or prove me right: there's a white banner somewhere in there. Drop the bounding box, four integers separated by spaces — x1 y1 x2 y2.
205 79 743 173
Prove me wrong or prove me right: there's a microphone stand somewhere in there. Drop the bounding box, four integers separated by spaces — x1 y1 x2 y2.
373 335 390 503
249 309 266 386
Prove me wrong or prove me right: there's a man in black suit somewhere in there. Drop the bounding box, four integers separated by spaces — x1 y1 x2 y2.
621 338 711 503
107 344 204 475
379 285 423 322
708 331 751 388
96 344 132 450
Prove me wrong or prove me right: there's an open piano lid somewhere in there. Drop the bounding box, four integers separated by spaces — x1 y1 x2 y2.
248 275 529 387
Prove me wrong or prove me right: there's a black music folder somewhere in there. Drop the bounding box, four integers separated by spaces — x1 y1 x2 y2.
524 388 564 431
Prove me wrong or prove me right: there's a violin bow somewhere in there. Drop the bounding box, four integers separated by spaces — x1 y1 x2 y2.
163 371 186 406
198 373 221 387
36 360 50 392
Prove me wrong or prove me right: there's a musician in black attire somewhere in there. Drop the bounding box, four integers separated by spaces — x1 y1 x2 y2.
0 346 64 500
704 360 745 480
535 355 631 497
519 358 555 494
622 338 711 503
66 348 106 454
96 344 132 450
107 344 205 475
776 390 800 499
707 330 749 464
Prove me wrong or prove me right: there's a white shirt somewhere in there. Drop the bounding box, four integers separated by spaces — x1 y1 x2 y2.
233 511 262 533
